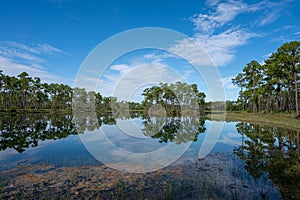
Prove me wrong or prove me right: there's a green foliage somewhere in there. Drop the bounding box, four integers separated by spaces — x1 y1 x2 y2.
0 72 206 114
141 81 206 113
232 41 300 115
0 71 142 112
0 71 72 110
226 100 240 111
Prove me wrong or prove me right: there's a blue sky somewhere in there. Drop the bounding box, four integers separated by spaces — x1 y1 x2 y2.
0 0 300 101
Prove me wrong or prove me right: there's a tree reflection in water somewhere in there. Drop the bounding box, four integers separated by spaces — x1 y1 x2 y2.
142 115 206 144
1 113 300 199
234 122 300 199
0 112 206 154
0 113 77 153
0 112 116 153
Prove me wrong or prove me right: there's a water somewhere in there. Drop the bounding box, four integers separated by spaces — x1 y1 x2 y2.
0 112 299 199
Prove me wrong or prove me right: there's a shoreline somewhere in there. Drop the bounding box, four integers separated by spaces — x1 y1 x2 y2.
0 109 299 130
210 111 300 131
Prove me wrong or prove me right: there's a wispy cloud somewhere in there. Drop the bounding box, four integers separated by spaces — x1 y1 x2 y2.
190 0 295 34
110 64 131 74
169 0 295 67
36 43 67 55
0 41 67 82
255 0 295 26
272 25 300 42
218 76 237 90
0 56 60 82
190 0 250 34
0 41 67 56
170 28 256 66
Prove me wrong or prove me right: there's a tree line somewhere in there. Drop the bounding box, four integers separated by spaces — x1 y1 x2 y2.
0 71 144 111
0 71 206 113
232 41 300 116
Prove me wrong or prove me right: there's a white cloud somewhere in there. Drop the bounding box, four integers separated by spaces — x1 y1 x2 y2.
169 38 215 67
36 43 67 55
171 0 260 67
0 41 67 82
218 76 237 90
0 56 60 82
169 28 256 66
195 28 257 66
0 41 67 56
205 0 221 6
183 70 193 79
143 53 159 60
110 64 131 74
190 0 249 34
272 25 300 41
254 0 295 26
170 0 294 67
191 0 295 34
143 52 177 64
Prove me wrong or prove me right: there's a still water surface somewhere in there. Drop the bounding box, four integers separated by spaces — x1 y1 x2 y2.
0 113 299 199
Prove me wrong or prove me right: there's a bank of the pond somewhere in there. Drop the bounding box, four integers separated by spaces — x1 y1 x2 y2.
210 111 300 131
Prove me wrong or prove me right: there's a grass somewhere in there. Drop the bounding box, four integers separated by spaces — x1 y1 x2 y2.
209 111 300 131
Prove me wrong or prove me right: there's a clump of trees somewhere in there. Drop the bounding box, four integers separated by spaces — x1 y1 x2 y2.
232 41 300 116
0 71 142 112
141 82 206 114
0 71 73 110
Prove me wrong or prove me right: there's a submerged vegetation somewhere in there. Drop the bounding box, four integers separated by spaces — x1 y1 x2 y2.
0 118 299 199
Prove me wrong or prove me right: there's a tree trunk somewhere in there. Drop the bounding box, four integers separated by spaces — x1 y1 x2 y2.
258 95 261 113
294 71 299 117
297 130 299 156
286 81 291 112
276 81 282 111
253 80 257 114
269 84 273 113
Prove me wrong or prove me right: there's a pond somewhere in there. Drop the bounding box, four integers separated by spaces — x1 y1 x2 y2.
0 112 299 199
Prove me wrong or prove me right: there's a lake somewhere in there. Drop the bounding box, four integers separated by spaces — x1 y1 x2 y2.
0 112 299 199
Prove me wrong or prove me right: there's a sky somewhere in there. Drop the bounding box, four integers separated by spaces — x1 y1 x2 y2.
0 0 300 101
